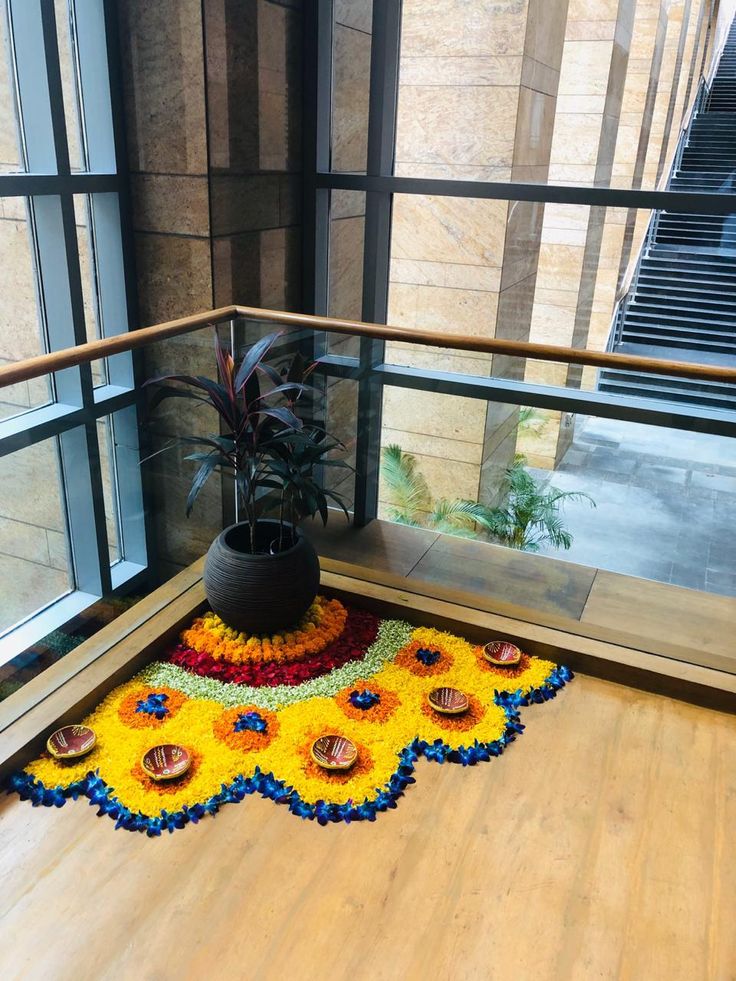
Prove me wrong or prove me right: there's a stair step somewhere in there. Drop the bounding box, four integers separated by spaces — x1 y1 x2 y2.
597 374 736 409
638 272 736 291
642 254 736 272
597 369 736 397
597 40 736 410
620 330 736 355
634 289 736 312
640 262 736 280
626 306 736 332
636 286 736 309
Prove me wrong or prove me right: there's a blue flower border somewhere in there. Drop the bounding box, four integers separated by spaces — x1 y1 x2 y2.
5 666 572 835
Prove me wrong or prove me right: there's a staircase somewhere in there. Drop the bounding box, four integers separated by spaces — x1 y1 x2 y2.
598 22 736 412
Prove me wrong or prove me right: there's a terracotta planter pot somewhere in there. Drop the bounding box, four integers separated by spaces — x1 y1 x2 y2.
203 520 320 635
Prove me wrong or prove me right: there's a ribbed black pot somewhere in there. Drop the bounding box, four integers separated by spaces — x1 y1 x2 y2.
203 520 320 634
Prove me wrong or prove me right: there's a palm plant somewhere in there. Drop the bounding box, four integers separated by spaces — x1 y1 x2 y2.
380 445 595 552
517 406 547 437
472 456 595 551
381 444 501 537
144 330 351 553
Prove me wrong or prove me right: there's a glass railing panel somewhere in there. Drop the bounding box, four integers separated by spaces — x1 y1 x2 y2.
378 388 736 597
384 193 736 414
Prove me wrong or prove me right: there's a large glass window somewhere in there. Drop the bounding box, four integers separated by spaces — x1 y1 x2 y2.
306 0 736 597
0 1 144 668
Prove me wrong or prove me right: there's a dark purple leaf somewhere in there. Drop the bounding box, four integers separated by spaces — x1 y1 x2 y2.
234 331 282 393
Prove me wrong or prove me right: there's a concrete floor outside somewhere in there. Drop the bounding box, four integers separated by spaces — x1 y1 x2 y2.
532 416 736 597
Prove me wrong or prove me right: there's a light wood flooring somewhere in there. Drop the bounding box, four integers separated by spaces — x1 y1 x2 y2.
2 672 735 981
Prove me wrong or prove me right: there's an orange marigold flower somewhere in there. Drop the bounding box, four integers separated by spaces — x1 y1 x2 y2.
118 686 188 729
212 706 279 752
476 649 532 679
421 692 486 731
297 732 374 786
394 638 454 676
180 596 348 665
335 683 401 723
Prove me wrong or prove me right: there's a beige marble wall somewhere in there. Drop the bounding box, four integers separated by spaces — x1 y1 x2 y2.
377 0 712 498
0 203 110 627
381 0 569 514
520 0 711 468
642 0 686 187
0 202 50 419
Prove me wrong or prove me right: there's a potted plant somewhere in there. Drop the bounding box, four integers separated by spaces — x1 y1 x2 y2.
144 330 352 634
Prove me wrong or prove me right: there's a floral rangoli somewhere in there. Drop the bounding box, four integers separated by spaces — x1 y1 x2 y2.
7 597 572 834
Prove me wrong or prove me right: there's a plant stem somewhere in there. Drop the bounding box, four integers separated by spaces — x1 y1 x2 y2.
278 488 285 552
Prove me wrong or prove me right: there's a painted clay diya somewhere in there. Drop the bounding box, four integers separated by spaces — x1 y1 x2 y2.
47 725 97 760
141 744 191 782
483 640 523 667
428 687 469 715
311 734 358 771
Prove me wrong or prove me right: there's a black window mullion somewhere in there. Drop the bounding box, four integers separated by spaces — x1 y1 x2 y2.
353 0 401 527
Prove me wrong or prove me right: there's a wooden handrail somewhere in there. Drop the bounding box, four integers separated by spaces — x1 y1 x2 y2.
1 303 736 387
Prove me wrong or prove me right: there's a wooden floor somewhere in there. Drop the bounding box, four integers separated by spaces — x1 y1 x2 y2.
2 673 736 981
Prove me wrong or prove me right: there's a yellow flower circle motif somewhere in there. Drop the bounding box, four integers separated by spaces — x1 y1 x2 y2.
12 615 573 833
181 597 348 665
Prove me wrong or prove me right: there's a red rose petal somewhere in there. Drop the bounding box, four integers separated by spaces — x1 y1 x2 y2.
167 607 380 687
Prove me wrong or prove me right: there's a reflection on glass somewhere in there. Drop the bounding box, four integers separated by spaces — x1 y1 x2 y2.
378 391 736 597
386 196 616 391
323 376 357 511
74 194 106 384
331 1 372 173
55 0 86 171
97 416 121 564
328 190 364 357
0 436 72 635
0 5 22 173
384 195 736 413
0 197 53 420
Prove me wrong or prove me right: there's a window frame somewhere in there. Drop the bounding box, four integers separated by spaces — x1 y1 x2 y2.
0 0 145 664
304 0 736 527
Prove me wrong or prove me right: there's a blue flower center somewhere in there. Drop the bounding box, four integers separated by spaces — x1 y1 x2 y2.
135 692 169 720
349 689 381 710
234 711 267 733
415 648 441 666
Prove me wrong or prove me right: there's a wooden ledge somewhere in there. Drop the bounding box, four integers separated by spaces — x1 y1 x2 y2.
307 518 736 676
